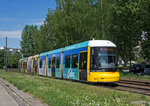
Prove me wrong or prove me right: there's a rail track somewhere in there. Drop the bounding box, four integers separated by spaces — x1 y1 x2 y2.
113 79 150 96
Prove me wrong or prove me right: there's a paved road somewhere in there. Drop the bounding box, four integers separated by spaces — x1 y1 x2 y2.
0 77 47 106
0 83 18 106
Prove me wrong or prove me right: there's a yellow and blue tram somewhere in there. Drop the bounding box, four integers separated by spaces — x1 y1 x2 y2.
19 40 120 82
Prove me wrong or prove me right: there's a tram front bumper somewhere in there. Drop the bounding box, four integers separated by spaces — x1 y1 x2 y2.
87 72 120 83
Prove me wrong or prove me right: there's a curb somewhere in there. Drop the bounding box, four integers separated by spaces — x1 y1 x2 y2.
0 78 47 106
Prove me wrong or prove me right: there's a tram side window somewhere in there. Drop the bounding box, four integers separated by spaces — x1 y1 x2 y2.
72 54 78 68
56 57 60 68
23 62 25 69
40 59 42 68
33 59 36 68
24 62 27 69
25 62 27 69
48 58 51 68
33 60 35 68
65 55 70 68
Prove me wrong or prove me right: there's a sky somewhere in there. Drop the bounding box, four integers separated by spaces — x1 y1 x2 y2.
0 0 56 48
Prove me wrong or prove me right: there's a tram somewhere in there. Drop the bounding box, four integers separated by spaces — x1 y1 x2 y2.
19 40 120 82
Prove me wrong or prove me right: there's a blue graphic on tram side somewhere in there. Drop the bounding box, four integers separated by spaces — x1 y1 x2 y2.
67 68 75 78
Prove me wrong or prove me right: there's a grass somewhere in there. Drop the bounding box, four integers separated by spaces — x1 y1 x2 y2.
0 70 150 106
120 71 150 80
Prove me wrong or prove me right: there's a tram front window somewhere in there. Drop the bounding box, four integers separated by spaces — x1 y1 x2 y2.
90 47 117 72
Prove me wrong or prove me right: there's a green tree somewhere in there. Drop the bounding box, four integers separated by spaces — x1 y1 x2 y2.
20 25 38 57
140 0 150 63
0 50 21 68
21 0 112 53
32 25 54 53
12 52 22 68
109 0 142 67
94 0 113 39
7 52 12 68
0 50 4 68
141 32 150 62
7 51 22 68
53 0 111 47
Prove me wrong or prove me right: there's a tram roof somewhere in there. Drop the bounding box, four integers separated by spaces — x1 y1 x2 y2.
33 54 39 58
64 41 89 51
48 48 63 55
88 40 116 47
64 40 116 51
40 52 48 57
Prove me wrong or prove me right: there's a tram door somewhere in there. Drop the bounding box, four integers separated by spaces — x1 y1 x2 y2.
79 52 87 81
52 57 56 77
34 60 38 74
33 59 35 74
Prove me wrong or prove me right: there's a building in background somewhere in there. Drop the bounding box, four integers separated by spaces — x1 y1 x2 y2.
0 46 21 54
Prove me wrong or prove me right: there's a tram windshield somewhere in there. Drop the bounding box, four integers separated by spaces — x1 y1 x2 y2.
90 47 117 72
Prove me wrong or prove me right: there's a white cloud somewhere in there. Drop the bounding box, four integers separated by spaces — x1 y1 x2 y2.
33 21 44 26
0 30 22 38
32 19 44 26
